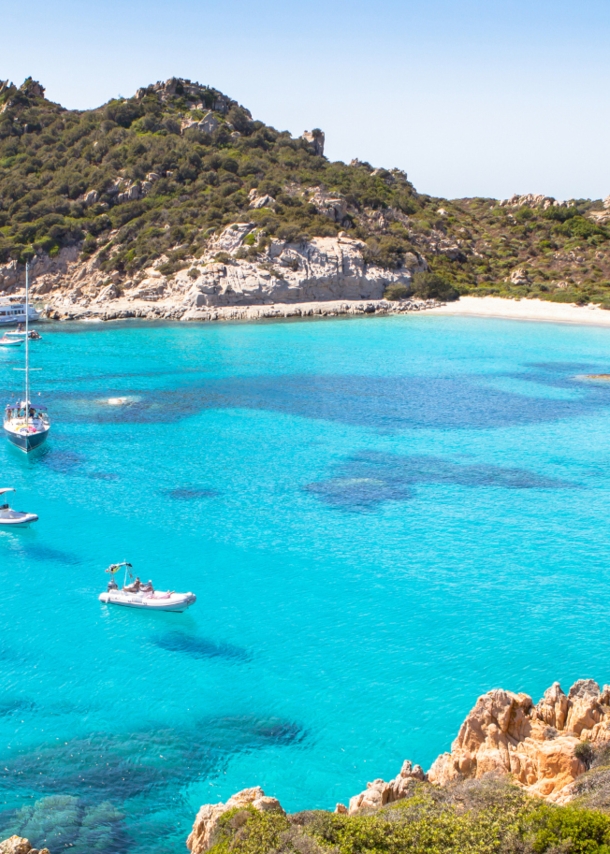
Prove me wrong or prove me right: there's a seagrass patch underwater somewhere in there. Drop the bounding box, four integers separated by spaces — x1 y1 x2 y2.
1 313 610 853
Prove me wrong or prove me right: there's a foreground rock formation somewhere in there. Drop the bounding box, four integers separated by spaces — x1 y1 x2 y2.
0 232 430 323
187 787 285 854
188 679 610 851
0 837 49 854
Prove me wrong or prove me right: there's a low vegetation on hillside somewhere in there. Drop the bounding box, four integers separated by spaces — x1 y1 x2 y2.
208 778 610 854
0 76 609 304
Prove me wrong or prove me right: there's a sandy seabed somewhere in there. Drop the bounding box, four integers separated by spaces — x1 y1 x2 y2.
426 296 610 327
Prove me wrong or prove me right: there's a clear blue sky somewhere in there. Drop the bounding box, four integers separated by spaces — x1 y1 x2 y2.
2 0 609 200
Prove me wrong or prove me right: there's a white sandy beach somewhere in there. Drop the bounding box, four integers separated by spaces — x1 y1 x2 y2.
427 296 610 327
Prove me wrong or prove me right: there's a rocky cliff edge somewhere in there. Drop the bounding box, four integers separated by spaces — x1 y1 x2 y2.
187 678 610 852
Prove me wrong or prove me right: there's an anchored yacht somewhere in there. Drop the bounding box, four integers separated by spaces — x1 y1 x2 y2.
3 263 50 453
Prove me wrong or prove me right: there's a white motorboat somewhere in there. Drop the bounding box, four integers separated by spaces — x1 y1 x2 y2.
5 327 41 340
3 263 50 453
0 336 23 348
98 562 196 612
0 301 39 326
0 488 38 528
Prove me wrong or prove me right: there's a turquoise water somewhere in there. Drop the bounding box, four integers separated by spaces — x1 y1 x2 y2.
1 313 610 851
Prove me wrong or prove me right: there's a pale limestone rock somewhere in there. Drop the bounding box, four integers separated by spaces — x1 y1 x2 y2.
83 189 99 206
249 194 275 209
199 112 219 134
117 183 140 204
187 787 284 854
509 268 531 285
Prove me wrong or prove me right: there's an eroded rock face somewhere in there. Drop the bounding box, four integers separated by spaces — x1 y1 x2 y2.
347 760 425 814
187 787 284 854
1 228 427 323
0 836 49 854
427 680 610 799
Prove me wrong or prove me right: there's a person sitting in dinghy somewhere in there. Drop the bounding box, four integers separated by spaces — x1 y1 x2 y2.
140 580 155 593
124 576 142 593
107 577 118 592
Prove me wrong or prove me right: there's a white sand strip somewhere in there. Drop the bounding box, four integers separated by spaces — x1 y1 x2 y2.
426 296 610 327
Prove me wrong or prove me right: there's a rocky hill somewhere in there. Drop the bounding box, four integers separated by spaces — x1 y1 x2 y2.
0 76 609 319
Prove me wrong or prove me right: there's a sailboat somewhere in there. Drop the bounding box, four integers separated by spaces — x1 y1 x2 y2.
3 262 50 452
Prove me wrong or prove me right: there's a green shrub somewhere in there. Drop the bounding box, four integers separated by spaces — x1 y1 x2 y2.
384 284 409 301
411 271 459 301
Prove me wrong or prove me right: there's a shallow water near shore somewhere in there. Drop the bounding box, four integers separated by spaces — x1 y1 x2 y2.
1 313 610 851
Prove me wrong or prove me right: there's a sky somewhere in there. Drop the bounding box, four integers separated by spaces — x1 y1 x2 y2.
2 0 609 200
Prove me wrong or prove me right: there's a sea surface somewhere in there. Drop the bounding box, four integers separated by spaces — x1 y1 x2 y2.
1 313 610 852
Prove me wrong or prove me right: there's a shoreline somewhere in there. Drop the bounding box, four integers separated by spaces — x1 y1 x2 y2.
426 295 610 327
40 295 610 327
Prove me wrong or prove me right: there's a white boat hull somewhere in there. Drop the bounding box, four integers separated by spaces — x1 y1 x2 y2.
99 590 196 612
0 511 38 528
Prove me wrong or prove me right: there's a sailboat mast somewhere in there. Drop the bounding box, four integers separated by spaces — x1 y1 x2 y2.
25 261 29 422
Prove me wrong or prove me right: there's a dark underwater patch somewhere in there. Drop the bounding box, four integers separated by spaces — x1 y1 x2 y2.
164 487 219 500
0 714 304 806
0 697 35 718
305 451 576 510
152 630 249 661
38 448 86 473
24 543 82 565
49 363 610 432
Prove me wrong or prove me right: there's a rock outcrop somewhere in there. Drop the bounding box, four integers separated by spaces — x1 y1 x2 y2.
301 129 325 156
187 787 284 854
346 760 425 814
0 229 429 323
0 837 49 854
428 679 610 799
186 679 610 849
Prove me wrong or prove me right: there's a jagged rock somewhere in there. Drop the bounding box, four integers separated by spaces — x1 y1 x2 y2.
310 190 348 223
301 129 325 156
249 194 275 209
348 760 425 814
427 680 610 799
117 183 140 204
187 787 284 854
198 112 219 134
82 190 99 206
0 837 49 854
0 838 32 854
509 268 531 285
500 194 572 209
94 283 120 303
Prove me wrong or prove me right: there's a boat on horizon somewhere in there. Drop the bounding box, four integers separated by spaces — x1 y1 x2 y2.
99 562 197 612
0 488 38 528
3 263 50 453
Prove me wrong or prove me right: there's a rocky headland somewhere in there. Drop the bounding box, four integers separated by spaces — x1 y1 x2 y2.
186 678 610 853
